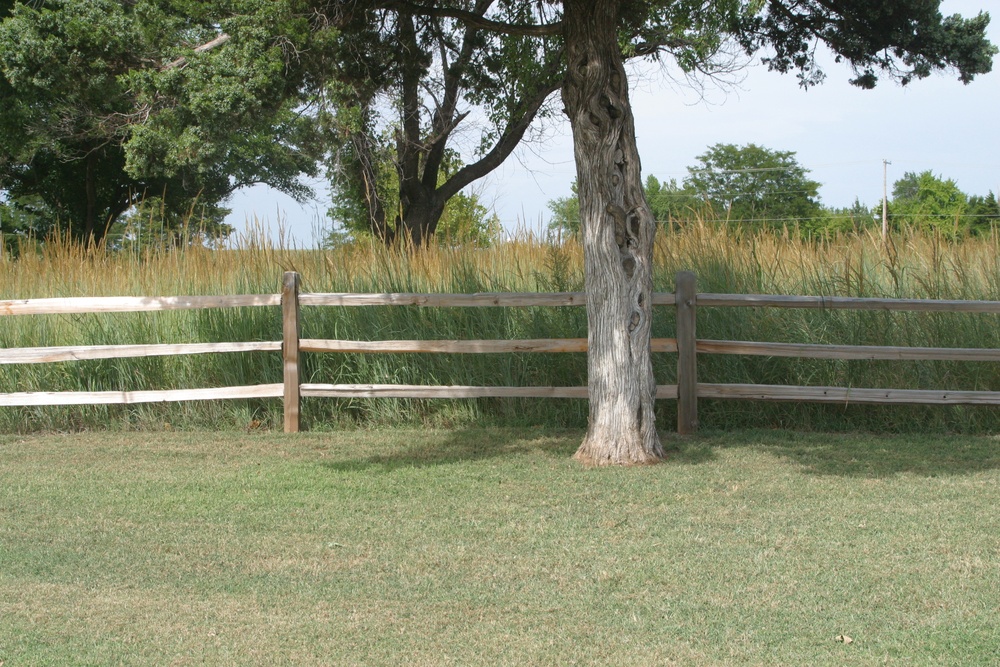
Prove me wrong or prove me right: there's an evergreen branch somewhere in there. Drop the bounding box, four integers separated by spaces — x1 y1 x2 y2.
162 33 232 70
380 0 562 36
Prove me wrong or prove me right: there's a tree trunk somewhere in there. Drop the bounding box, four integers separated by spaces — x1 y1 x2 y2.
394 11 442 247
562 0 664 465
397 193 445 246
350 119 394 244
84 152 98 246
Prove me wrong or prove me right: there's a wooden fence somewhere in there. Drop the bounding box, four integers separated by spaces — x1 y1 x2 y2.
5 270 1000 434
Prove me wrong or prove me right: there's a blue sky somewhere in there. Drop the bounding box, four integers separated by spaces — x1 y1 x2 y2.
225 0 999 246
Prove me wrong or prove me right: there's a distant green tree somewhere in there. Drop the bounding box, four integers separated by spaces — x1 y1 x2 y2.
0 196 34 255
112 196 232 250
965 191 999 235
890 170 968 236
684 143 824 228
548 176 702 238
0 194 50 239
436 190 503 246
546 182 581 238
644 176 704 224
818 198 877 236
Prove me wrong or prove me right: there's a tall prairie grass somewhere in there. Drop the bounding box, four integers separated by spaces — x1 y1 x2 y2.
4 221 1000 433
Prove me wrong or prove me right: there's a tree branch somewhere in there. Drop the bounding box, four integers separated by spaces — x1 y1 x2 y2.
162 33 232 70
380 0 562 37
421 1 490 189
437 71 562 201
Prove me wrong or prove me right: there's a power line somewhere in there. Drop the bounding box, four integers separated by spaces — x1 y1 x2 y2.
651 189 819 198
655 159 880 179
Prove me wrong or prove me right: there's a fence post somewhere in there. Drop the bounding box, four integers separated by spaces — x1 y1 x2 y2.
675 271 698 434
282 271 301 433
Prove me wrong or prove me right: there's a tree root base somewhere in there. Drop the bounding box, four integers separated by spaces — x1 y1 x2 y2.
573 435 665 467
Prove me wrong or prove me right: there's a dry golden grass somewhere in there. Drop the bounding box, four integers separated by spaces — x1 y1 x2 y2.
5 223 1000 433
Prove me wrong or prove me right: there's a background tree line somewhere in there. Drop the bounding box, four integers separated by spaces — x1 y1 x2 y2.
547 143 1000 240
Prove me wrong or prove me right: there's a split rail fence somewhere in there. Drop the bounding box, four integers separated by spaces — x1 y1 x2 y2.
5 270 1000 433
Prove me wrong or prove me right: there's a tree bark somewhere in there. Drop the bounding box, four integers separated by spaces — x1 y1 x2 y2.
350 121 394 244
396 193 445 246
561 0 664 465
84 152 98 245
392 11 444 246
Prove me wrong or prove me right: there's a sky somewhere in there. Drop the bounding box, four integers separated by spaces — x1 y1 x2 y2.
224 0 1000 246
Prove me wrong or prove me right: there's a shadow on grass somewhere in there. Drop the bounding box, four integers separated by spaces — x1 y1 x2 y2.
319 427 716 473
663 439 719 466
320 427 581 473
699 429 1000 478
316 425 999 479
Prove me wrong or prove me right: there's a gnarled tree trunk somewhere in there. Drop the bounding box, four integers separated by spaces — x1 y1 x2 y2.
562 0 664 465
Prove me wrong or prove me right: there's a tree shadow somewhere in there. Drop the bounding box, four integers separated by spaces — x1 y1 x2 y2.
315 425 999 479
697 429 1000 478
660 435 719 466
319 427 581 473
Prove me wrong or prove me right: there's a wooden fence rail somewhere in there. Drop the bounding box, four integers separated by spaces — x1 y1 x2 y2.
4 270 1000 433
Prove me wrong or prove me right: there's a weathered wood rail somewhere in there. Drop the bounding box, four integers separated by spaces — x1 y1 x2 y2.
4 270 1000 433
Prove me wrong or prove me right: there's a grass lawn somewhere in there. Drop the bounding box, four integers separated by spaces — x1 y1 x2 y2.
1 427 998 666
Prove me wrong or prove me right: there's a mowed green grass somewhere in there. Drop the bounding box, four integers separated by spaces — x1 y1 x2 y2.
1 428 998 666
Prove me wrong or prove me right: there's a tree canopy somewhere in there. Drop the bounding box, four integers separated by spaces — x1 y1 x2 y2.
889 170 999 237
685 143 823 227
0 0 330 244
891 170 967 234
552 140 836 238
321 2 564 244
967 191 1000 232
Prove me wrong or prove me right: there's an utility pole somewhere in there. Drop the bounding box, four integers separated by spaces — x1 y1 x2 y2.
882 159 891 239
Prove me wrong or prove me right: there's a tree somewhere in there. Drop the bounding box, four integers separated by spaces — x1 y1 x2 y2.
0 0 328 245
967 191 1000 234
113 196 233 250
330 145 503 245
0 0 151 243
0 194 40 256
546 181 582 239
890 170 969 236
821 198 878 236
684 143 823 228
435 189 503 245
645 175 703 225
339 0 993 465
324 3 563 245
